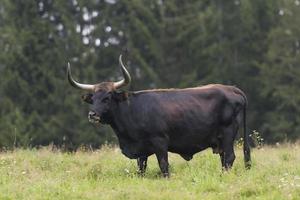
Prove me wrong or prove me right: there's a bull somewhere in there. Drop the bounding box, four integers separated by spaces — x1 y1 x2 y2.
67 55 251 177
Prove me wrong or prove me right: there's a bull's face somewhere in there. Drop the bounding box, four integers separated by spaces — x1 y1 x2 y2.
67 55 131 124
82 90 113 124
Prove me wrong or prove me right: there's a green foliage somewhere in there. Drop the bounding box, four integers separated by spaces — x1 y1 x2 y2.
259 0 300 142
0 0 300 147
0 0 117 148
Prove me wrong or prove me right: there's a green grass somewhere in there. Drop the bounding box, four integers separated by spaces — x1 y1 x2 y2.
0 144 300 200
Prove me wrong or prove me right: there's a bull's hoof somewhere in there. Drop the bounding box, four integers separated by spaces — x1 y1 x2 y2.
162 173 170 178
245 161 251 170
137 170 146 177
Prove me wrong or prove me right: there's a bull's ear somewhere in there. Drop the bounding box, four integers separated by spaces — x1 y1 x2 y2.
81 93 93 104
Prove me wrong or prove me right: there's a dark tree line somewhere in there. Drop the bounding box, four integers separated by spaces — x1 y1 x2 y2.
0 0 299 148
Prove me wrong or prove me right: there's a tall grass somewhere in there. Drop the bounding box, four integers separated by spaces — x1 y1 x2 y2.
0 144 299 199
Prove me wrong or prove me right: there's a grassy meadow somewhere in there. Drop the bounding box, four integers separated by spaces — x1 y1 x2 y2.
0 144 299 200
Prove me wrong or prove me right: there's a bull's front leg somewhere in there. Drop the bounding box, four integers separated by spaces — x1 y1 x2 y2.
137 156 148 175
155 151 169 178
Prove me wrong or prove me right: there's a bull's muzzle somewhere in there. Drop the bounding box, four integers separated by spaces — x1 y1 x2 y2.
88 111 101 123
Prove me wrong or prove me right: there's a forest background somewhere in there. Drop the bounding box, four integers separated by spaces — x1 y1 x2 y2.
0 0 299 149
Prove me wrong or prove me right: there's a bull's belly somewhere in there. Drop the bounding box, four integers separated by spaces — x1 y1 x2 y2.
168 142 210 154
168 139 211 155
167 129 219 158
119 136 217 160
117 125 219 160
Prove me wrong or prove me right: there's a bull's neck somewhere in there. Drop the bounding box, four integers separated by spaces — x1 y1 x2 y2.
106 96 132 137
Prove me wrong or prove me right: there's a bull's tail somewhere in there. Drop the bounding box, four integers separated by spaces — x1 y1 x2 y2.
243 103 251 169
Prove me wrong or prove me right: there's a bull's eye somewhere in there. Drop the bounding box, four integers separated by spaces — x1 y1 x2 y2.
102 97 110 103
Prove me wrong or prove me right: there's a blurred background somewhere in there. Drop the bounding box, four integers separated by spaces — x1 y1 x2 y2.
0 0 299 149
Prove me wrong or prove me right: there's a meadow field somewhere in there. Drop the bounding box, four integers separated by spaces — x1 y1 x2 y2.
0 144 299 200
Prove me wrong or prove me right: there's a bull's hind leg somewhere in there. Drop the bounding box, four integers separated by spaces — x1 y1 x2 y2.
137 156 148 175
219 121 239 170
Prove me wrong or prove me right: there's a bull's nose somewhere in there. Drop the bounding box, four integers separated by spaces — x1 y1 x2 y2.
88 111 96 117
88 111 101 123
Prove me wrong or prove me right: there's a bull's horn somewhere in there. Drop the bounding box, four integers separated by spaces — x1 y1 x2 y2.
67 62 95 91
113 55 131 89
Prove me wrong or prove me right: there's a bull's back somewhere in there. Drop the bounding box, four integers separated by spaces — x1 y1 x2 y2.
130 86 225 133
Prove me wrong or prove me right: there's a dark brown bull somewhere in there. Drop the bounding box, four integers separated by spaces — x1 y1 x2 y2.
67 55 251 177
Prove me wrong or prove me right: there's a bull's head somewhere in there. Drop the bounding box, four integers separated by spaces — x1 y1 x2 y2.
67 55 131 124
